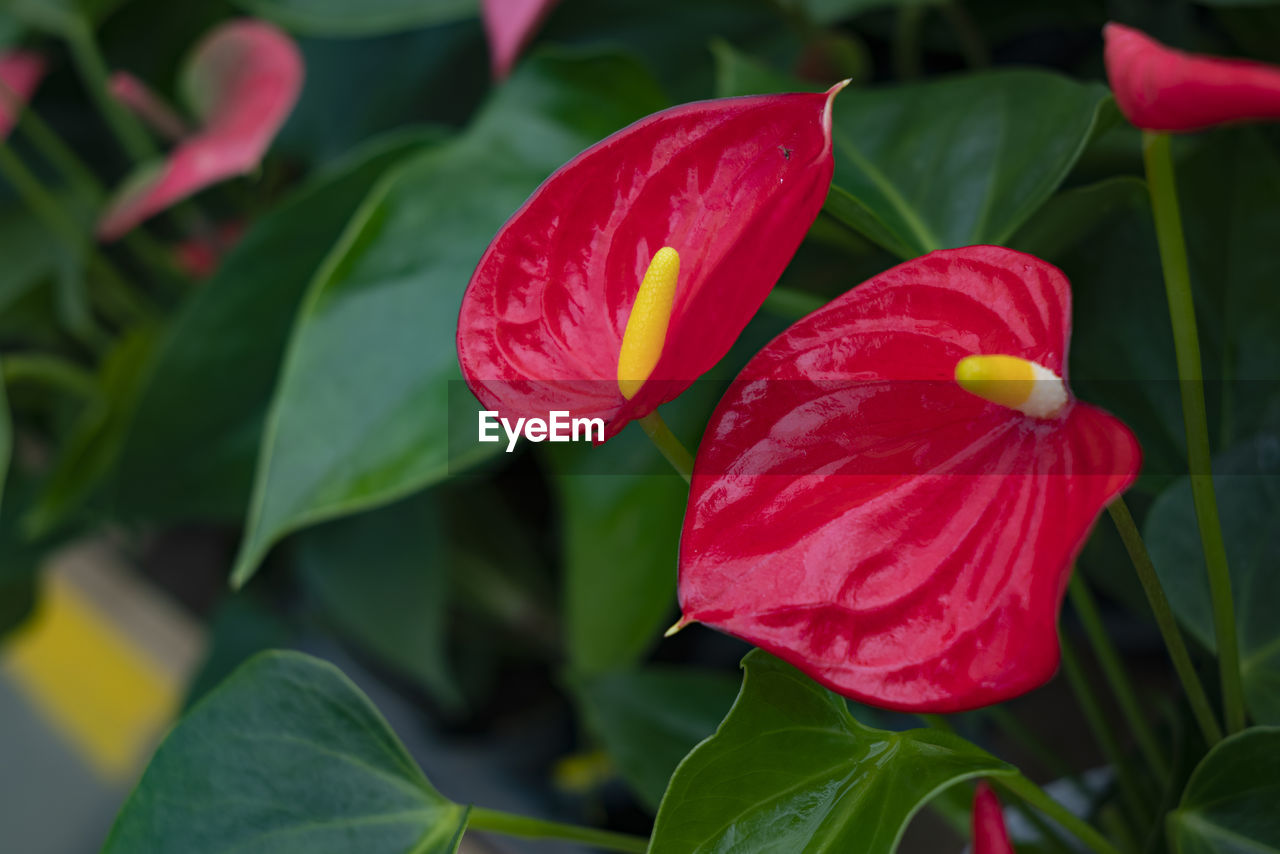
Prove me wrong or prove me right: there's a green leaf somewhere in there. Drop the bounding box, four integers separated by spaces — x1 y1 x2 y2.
832 78 1108 257
713 45 1112 258
103 651 469 854
1179 129 1280 446
571 666 740 811
1146 436 1280 724
234 0 475 37
795 0 940 24
113 130 442 522
230 51 667 588
649 649 1015 853
297 491 460 710
1009 176 1148 262
1168 726 1280 854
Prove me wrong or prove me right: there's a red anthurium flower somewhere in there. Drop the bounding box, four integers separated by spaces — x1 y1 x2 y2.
457 84 846 442
973 783 1015 854
97 20 303 241
482 0 560 80
1104 22 1280 132
677 246 1141 712
0 51 45 139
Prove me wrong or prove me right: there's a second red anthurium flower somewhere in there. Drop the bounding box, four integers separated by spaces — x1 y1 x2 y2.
677 246 1142 712
457 83 846 441
1104 22 1280 132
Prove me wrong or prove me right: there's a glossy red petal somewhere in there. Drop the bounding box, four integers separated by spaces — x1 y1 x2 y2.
97 20 302 241
482 0 560 80
678 246 1141 712
458 86 841 441
0 51 45 140
973 783 1015 854
1104 22 1280 132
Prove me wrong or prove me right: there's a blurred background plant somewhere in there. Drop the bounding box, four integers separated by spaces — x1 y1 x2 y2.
0 0 1278 852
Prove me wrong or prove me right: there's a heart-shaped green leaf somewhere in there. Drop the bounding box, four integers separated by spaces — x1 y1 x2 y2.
1146 436 1280 724
234 0 476 37
1168 726 1280 854
297 491 460 710
648 649 1014 853
103 651 469 854
229 51 667 588
571 666 741 811
713 44 1112 259
113 130 444 522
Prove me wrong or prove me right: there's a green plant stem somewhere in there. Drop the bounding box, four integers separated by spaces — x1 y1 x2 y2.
1141 130 1245 735
997 774 1124 854
467 807 648 853
65 15 157 165
1107 499 1223 746
637 410 694 483
1 354 99 400
1059 633 1152 830
1068 575 1169 779
0 144 151 324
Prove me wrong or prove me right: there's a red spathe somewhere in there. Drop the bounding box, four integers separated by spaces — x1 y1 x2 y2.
1105 22 1280 132
458 86 842 441
973 783 1015 854
678 246 1141 712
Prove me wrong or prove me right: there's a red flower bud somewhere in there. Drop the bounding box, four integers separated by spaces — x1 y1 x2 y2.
973 782 1015 854
677 246 1141 712
458 84 846 441
1104 22 1280 132
0 51 45 140
482 0 560 80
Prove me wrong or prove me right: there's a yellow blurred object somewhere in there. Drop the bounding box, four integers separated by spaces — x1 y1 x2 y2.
553 748 616 794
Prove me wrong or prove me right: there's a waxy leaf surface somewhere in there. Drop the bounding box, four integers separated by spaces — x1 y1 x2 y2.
1104 22 1280 132
458 85 841 441
1168 726 1280 854
98 19 304 240
1146 436 1280 724
649 649 1014 853
714 50 1110 259
679 246 1141 711
103 651 469 854
113 130 441 521
230 52 668 587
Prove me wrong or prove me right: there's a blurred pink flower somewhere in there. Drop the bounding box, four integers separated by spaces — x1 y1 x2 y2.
482 0 560 80
98 19 303 241
0 51 46 140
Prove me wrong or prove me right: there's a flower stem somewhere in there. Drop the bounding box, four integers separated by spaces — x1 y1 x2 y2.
1058 632 1151 830
1 354 99 400
466 807 648 853
893 3 925 81
637 410 694 483
1068 575 1169 779
1106 499 1223 746
0 143 151 324
1141 130 1246 735
996 774 1124 854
